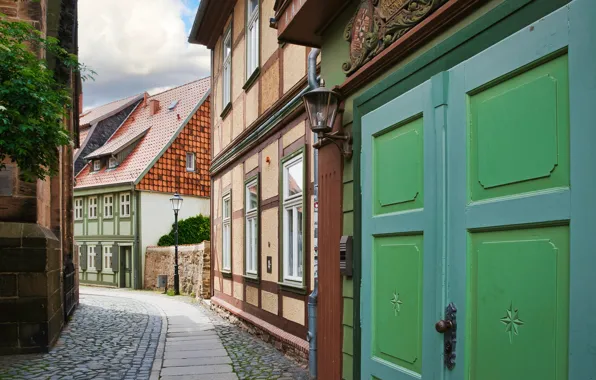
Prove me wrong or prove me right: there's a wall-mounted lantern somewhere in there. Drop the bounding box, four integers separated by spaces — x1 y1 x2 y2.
302 79 352 158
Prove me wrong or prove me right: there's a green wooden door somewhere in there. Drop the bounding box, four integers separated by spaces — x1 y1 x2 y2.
446 2 596 379
360 1 596 379
361 81 443 379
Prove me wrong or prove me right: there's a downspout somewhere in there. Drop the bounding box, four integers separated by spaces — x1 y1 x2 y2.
307 48 320 380
134 186 141 289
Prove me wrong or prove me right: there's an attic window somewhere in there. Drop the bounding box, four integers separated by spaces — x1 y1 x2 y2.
108 157 118 169
93 160 101 171
168 100 180 110
186 152 195 172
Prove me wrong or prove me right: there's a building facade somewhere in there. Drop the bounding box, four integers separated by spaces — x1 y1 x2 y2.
0 0 80 354
189 0 318 359
74 79 211 289
275 0 596 379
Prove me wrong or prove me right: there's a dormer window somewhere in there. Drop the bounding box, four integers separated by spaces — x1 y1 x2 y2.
108 157 118 169
93 160 101 171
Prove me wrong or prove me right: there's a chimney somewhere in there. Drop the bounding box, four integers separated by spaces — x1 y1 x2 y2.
149 99 160 116
143 92 149 106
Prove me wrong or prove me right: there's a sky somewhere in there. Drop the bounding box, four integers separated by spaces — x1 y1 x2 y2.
79 0 210 110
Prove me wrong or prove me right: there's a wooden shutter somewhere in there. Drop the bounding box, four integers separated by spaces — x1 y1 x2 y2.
112 244 119 272
96 243 103 271
80 244 88 270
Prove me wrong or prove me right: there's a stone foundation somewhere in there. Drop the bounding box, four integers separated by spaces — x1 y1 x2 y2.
0 222 64 355
144 242 210 298
208 296 308 364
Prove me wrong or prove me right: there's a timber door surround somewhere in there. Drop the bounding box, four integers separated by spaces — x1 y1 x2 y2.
119 246 132 288
359 1 596 379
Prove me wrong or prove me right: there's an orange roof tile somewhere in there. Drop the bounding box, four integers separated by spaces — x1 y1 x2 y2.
75 78 210 189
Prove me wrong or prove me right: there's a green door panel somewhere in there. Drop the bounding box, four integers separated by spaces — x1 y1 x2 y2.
373 235 423 373
469 55 569 201
360 2 596 379
361 80 441 380
468 227 569 380
374 117 424 215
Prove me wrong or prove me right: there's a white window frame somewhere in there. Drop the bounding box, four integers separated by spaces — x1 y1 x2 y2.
282 153 304 284
103 245 113 272
74 198 83 220
103 195 113 218
246 0 259 77
108 157 118 169
87 245 96 270
120 193 131 217
186 152 196 172
222 193 232 272
222 28 232 108
93 160 101 171
245 179 258 276
88 196 98 219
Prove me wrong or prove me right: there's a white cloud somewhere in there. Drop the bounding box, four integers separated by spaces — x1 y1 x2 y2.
79 0 210 109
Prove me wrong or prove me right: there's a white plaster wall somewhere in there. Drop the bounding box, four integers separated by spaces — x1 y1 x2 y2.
139 191 210 284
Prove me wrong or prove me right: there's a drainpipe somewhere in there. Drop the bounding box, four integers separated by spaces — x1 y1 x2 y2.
306 48 320 380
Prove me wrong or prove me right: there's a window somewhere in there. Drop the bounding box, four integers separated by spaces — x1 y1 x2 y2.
93 160 101 171
74 198 83 220
108 157 118 169
120 193 130 217
222 28 232 108
103 195 113 218
246 0 259 76
88 196 98 219
88 245 96 270
103 246 113 271
186 152 196 172
222 194 231 272
245 179 258 276
282 154 304 283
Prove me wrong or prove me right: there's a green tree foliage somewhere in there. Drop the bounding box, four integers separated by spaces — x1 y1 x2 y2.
0 15 93 180
157 214 210 247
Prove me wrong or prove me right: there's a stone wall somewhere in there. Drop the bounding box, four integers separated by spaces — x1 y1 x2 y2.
144 242 210 298
0 223 64 355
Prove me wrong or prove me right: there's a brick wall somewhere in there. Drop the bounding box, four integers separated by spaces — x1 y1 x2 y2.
137 98 211 197
144 242 210 299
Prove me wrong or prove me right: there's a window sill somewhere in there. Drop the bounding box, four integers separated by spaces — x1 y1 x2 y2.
279 281 307 295
220 102 232 119
221 270 233 279
243 274 260 284
243 67 260 92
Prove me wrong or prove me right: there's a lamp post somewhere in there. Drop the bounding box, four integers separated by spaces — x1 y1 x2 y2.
170 192 183 295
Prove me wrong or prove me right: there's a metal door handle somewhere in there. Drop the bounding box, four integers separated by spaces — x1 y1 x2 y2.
438 303 457 370
435 319 453 333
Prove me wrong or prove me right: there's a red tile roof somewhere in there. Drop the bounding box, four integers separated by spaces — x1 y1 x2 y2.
80 93 144 127
75 78 210 189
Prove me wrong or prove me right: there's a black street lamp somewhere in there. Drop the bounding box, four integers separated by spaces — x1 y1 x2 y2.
170 192 183 295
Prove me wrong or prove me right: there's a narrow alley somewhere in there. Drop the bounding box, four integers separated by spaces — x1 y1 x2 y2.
0 288 308 380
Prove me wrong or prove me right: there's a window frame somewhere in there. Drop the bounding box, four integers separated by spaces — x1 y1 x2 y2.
280 149 306 286
246 0 260 78
103 195 113 218
87 245 96 270
103 245 113 272
186 152 196 172
120 193 131 218
108 157 118 169
222 192 232 273
88 196 98 219
93 160 101 172
222 27 232 112
244 176 259 277
74 198 84 220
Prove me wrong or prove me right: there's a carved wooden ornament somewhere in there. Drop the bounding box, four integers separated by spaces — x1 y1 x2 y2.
343 0 448 76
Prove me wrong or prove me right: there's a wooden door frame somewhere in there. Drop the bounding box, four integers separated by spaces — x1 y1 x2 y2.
349 1 573 377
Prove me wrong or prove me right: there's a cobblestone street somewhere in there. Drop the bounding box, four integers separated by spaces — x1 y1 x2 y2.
0 287 308 380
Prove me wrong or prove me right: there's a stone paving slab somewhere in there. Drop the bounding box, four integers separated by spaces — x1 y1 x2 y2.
164 349 230 359
163 356 232 367
161 364 234 376
160 374 239 380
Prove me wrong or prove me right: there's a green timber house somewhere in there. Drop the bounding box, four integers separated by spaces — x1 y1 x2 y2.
74 79 211 288
273 0 596 379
